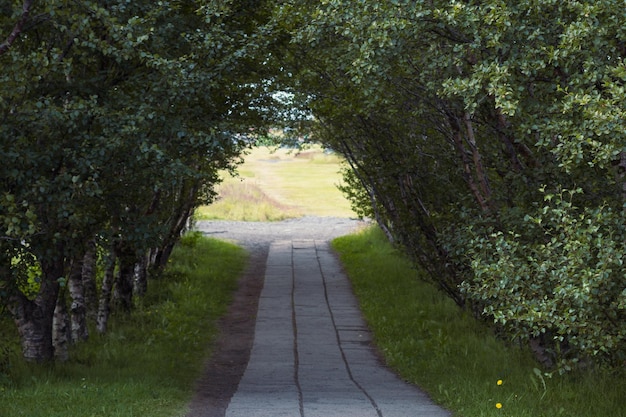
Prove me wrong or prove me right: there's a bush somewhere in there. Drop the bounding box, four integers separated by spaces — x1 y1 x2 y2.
462 188 626 371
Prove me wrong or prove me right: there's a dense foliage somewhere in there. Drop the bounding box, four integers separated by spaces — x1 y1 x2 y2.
274 0 626 371
1 0 274 361
2 0 625 372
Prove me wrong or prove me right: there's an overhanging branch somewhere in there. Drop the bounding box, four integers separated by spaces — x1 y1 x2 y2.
0 0 35 56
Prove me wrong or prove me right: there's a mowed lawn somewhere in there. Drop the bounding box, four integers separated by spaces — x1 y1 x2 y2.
196 146 356 220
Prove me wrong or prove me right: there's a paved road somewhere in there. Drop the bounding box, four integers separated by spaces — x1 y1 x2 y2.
224 239 450 417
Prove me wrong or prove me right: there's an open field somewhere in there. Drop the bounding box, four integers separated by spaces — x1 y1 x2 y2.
196 146 356 220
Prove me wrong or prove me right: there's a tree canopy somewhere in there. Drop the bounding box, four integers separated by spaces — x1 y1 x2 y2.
273 0 626 370
1 0 275 361
2 0 625 370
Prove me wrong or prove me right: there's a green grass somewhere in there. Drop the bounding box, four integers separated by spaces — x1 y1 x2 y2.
196 146 355 221
332 226 626 417
0 234 247 417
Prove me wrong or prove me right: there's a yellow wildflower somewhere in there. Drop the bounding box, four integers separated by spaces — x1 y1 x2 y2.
497 379 503 386
496 402 503 409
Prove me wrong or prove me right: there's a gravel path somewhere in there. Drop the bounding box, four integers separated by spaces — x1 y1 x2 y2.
195 217 367 250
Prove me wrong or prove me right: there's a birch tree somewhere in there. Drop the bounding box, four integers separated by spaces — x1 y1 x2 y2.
1 0 274 361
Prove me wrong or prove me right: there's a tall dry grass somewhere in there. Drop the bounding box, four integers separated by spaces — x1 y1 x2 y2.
196 181 302 221
197 146 355 220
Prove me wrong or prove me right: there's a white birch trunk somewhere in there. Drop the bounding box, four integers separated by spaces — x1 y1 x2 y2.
52 290 70 361
81 239 98 321
133 253 149 297
96 252 116 334
10 260 62 362
68 258 88 343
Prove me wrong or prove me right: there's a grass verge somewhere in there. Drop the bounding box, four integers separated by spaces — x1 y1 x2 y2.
0 234 246 417
332 226 626 417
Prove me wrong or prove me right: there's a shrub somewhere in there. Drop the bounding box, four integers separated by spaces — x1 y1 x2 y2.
462 188 626 371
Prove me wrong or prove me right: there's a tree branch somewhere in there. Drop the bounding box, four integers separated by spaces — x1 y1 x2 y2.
0 0 35 56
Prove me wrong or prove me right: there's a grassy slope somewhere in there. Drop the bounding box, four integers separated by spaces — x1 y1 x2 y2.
332 226 626 417
0 235 246 417
196 146 355 221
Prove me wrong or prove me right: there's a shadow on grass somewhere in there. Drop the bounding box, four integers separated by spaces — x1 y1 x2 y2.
0 236 246 417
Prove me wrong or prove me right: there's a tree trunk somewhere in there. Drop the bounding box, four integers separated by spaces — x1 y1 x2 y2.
97 251 116 334
448 112 493 212
618 150 626 204
52 289 70 361
148 247 158 267
81 239 98 321
154 181 198 269
113 245 135 313
0 0 34 56
68 256 89 343
133 252 149 298
494 109 525 172
154 244 173 270
340 138 395 243
10 261 62 362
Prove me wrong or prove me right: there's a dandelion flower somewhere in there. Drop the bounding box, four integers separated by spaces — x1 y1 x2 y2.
497 379 503 386
496 403 503 409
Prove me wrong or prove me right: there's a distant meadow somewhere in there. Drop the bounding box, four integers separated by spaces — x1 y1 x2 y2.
196 146 355 221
